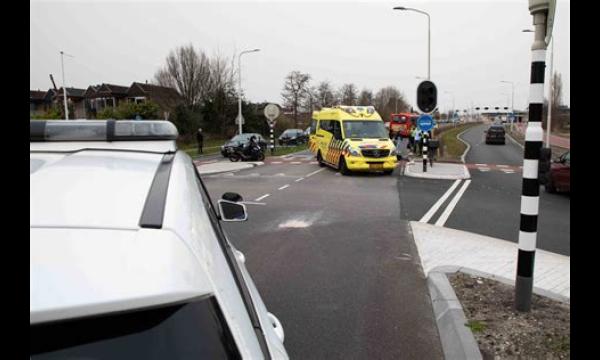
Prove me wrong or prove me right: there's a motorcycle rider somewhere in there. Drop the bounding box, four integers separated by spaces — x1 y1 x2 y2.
243 135 260 157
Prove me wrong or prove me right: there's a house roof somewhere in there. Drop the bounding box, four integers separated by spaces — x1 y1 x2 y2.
84 83 129 98
129 82 182 101
55 87 86 98
30 90 47 101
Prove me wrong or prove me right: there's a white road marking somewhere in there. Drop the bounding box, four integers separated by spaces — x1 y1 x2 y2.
305 168 325 177
290 162 301 164
271 161 282 164
435 180 472 227
254 194 270 201
419 179 462 223
475 163 487 166
496 165 509 168
275 173 286 176
278 184 290 190
501 170 515 174
478 168 490 172
295 177 304 182
310 161 318 164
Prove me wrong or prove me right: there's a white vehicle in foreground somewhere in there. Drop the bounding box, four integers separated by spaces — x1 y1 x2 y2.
30 120 289 359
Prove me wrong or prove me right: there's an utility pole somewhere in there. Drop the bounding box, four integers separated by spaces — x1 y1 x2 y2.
515 0 555 312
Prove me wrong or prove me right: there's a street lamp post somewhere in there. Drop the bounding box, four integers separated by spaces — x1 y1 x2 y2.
546 37 554 148
444 91 455 123
501 80 515 130
394 7 431 80
237 48 260 135
60 51 74 120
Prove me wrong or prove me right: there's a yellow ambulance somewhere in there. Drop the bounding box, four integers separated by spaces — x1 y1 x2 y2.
308 106 397 175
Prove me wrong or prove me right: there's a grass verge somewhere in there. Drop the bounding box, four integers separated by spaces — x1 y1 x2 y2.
436 122 482 162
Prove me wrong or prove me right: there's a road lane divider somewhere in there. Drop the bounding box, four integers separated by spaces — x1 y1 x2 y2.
435 180 472 227
305 168 325 177
254 194 270 201
419 179 462 223
278 184 290 190
295 177 304 182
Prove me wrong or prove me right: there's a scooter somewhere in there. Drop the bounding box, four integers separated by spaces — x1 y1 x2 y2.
228 143 265 162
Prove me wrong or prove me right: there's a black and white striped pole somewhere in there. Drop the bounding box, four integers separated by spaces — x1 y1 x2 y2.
270 125 275 155
422 134 428 172
515 0 555 312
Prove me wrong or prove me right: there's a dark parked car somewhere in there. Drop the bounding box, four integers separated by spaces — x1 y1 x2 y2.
545 151 570 193
220 133 267 157
278 129 308 146
485 125 506 144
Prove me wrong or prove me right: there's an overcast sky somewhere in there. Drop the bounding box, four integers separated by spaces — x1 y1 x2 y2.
30 0 570 112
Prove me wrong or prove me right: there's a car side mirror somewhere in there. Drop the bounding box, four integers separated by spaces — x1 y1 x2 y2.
217 199 248 222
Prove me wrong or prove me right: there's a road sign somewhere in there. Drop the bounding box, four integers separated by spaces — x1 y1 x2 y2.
264 104 280 121
417 114 434 132
416 81 437 113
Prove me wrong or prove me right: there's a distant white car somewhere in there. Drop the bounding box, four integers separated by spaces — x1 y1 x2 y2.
30 120 289 359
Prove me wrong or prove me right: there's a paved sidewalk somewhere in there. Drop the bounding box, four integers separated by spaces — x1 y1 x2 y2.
404 160 470 180
195 160 263 175
410 221 570 302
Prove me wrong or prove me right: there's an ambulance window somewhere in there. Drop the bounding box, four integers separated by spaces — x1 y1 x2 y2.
319 120 332 133
332 121 343 140
310 120 317 135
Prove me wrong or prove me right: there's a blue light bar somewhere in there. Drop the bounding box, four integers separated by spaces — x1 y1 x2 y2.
30 120 179 142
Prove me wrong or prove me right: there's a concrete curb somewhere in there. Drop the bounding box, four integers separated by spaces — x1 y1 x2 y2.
431 265 570 305
403 162 471 180
196 161 263 175
428 271 483 360
505 131 524 149
456 128 472 164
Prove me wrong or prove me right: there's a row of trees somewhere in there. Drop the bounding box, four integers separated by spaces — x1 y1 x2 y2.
152 45 419 139
281 71 412 127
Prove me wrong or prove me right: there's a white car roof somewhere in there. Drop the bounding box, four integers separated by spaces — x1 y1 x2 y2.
30 138 217 324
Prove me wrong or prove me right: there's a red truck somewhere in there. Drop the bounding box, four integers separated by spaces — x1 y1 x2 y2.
388 113 418 138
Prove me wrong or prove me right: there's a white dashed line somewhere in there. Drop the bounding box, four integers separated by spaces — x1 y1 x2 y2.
478 168 490 172
310 161 318 164
254 194 270 201
501 170 515 174
496 165 509 168
290 162 301 164
271 161 282 164
278 184 290 190
295 177 304 182
305 168 325 177
475 163 487 166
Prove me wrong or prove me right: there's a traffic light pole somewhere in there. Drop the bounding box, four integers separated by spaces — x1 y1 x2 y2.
515 3 549 312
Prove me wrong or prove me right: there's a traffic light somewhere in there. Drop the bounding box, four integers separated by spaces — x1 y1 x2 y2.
416 81 437 113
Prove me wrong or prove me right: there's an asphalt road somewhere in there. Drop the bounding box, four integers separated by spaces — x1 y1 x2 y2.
202 153 444 360
398 123 570 256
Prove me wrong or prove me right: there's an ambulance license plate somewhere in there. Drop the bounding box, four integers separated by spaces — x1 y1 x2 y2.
370 163 384 170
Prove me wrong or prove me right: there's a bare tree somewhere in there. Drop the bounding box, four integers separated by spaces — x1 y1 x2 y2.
154 44 211 107
302 85 317 114
375 86 410 120
358 88 374 106
551 71 563 110
281 71 311 127
316 81 335 108
340 83 358 105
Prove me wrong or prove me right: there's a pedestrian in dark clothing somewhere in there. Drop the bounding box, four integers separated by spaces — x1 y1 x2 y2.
196 128 204 154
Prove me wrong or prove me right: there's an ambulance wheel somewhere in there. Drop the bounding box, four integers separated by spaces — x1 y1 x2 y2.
317 152 325 167
339 157 351 176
